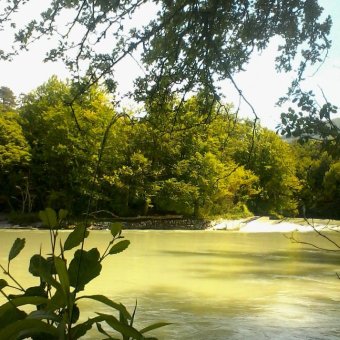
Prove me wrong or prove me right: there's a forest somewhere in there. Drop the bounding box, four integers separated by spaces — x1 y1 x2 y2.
1 78 339 220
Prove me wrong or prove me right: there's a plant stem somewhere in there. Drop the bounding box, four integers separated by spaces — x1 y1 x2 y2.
0 264 25 292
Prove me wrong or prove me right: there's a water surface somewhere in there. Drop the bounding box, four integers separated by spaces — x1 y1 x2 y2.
0 229 339 339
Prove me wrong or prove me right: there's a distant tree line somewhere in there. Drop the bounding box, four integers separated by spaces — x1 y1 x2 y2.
0 78 339 219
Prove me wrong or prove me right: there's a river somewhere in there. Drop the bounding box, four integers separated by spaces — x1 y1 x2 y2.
0 229 340 339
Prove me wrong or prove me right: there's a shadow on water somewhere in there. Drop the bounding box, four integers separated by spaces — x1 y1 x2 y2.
159 247 340 280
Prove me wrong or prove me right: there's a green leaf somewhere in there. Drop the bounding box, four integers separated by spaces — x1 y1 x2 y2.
39 207 58 228
0 305 26 330
27 310 61 322
8 238 25 262
64 224 89 251
96 322 113 339
97 313 143 339
0 296 49 328
68 248 102 292
70 318 97 339
140 322 172 334
0 279 8 289
24 286 47 298
54 257 70 295
0 296 49 311
76 295 131 320
0 319 58 340
109 240 130 255
29 255 61 291
110 222 122 238
58 209 68 221
47 288 67 311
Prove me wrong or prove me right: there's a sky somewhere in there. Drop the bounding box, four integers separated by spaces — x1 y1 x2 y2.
0 0 339 131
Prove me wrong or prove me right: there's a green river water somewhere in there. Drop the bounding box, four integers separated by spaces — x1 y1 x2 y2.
0 229 340 339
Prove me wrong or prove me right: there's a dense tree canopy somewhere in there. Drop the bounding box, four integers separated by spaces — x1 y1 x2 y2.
0 80 311 219
0 1 338 219
0 0 332 109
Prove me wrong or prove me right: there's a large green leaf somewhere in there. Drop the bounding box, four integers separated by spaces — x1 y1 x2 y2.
0 296 49 311
39 208 58 228
76 295 131 320
68 248 102 291
0 305 26 329
54 257 70 296
0 296 48 329
97 313 144 339
8 238 25 262
29 255 62 291
140 322 171 334
109 240 130 255
110 222 122 238
64 224 89 251
0 319 58 340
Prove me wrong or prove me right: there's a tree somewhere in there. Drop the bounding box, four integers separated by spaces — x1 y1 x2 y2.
0 86 16 112
235 126 301 216
0 1 332 111
278 89 339 155
19 77 115 213
0 112 31 211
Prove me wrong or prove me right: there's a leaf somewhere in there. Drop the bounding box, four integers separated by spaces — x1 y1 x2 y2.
96 322 119 339
109 240 130 255
70 318 98 339
0 319 58 340
140 322 172 334
27 310 61 322
0 296 48 328
58 209 68 221
47 288 67 311
68 248 102 292
8 238 25 262
0 296 49 310
0 305 26 329
96 313 143 339
39 207 58 228
0 279 8 289
110 222 122 238
76 295 131 320
54 257 70 296
29 255 62 291
24 286 47 298
64 224 89 251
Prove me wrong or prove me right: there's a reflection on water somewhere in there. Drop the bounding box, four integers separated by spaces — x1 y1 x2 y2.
1 229 340 339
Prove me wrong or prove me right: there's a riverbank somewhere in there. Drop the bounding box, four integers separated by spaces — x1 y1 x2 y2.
1 213 340 232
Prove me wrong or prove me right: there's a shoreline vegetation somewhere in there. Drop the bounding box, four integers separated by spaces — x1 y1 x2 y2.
1 214 340 233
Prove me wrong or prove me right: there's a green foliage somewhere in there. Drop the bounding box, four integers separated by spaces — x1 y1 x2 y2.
18 76 114 213
8 238 25 262
7 212 39 225
0 209 168 339
0 86 16 112
291 141 340 218
234 126 301 216
1 1 331 114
